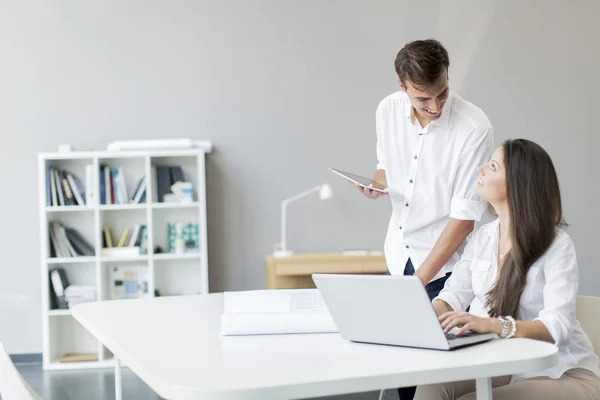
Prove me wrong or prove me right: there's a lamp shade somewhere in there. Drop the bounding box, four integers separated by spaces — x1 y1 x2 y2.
319 184 333 200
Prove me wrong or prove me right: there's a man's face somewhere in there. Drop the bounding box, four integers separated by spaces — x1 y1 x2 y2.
399 70 449 123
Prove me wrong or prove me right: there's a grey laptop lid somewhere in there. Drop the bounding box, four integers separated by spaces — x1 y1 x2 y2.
312 274 495 351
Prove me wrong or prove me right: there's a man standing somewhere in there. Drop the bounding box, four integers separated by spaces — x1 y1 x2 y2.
360 39 493 399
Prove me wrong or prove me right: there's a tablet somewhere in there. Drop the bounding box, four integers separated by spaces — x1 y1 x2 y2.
329 167 390 194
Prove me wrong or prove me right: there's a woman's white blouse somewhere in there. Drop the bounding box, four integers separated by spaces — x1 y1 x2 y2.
435 219 600 381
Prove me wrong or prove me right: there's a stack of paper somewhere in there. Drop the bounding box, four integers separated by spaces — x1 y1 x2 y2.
221 289 338 336
64 285 96 307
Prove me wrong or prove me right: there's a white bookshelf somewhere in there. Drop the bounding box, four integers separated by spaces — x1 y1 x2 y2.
38 148 211 370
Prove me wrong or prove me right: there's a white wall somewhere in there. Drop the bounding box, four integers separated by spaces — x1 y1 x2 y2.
1 0 599 353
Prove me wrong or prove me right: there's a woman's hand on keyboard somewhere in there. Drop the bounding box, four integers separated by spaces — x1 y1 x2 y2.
438 311 499 336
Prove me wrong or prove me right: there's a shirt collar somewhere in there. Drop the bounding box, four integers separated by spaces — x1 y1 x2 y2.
431 91 453 129
402 91 454 130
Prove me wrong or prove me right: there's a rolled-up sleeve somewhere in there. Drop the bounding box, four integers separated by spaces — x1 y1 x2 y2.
534 235 578 347
434 236 476 311
449 128 494 221
375 103 385 171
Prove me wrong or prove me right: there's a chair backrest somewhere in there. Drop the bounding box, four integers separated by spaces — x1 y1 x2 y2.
576 296 600 357
0 341 42 400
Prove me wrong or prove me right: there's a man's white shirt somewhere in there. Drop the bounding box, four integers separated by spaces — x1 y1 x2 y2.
376 90 493 281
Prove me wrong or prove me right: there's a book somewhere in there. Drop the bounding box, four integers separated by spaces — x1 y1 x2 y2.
45 164 51 206
50 168 58 206
220 289 338 336
65 228 94 256
49 268 69 309
116 228 129 247
59 353 98 363
59 170 76 206
155 166 172 202
66 173 85 206
54 169 65 206
103 227 113 248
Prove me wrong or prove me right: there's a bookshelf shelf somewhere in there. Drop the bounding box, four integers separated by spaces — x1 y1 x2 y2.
47 256 96 265
151 201 199 209
152 253 201 261
46 360 116 371
46 206 94 213
48 309 71 317
99 255 150 263
99 204 147 211
39 147 211 371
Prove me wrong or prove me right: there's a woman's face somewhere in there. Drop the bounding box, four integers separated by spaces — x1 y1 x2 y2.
476 146 507 204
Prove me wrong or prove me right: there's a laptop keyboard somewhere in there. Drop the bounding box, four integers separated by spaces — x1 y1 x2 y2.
445 331 476 340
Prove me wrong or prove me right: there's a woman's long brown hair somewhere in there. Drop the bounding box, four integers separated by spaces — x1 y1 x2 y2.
485 139 566 318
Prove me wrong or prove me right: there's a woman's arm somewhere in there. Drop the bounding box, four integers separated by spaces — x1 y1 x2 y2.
505 320 554 343
433 299 453 317
439 312 555 343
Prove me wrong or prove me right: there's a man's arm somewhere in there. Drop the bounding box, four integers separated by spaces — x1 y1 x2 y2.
413 218 474 285
415 128 493 285
357 169 388 199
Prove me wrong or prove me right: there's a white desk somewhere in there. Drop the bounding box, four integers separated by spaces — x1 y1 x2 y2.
72 294 558 400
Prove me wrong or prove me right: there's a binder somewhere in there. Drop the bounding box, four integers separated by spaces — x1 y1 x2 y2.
49 268 70 309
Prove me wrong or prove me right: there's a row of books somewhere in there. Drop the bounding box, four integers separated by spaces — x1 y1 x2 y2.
99 165 146 205
49 221 95 258
45 164 188 207
45 166 91 207
99 165 185 205
102 225 149 256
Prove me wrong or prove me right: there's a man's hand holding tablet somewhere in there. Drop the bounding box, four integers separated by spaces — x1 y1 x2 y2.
329 167 392 198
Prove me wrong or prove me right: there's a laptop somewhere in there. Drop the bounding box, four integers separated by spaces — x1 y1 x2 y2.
312 273 496 350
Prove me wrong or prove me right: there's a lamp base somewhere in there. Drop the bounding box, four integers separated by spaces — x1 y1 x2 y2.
273 250 295 257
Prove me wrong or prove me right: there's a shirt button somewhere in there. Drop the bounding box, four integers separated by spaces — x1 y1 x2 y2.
405 245 410 249
414 155 418 160
405 203 409 207
399 226 403 230
409 179 413 184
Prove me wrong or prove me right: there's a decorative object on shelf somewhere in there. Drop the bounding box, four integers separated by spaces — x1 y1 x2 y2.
170 181 194 202
155 165 188 203
110 265 150 300
273 184 334 257
167 222 200 253
57 144 73 152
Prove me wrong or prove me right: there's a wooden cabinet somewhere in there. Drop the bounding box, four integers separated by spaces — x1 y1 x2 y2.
265 252 388 289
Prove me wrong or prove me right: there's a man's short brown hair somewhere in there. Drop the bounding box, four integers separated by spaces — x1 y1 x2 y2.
394 39 450 90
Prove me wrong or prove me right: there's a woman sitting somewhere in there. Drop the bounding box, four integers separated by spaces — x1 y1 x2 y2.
415 139 600 400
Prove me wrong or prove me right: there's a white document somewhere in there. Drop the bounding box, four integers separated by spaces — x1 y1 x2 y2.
221 289 338 336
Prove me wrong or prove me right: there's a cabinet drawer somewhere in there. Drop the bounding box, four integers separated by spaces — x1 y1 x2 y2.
276 262 387 276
